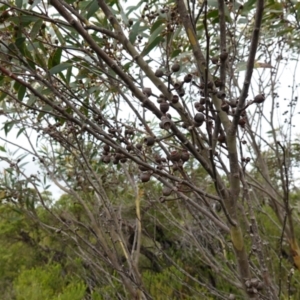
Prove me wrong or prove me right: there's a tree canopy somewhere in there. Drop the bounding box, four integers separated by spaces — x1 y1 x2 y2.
0 0 300 299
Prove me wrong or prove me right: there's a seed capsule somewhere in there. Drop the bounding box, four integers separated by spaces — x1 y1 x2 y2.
184 74 193 83
171 63 180 72
140 172 151 182
253 93 265 104
178 89 185 97
194 113 205 124
144 136 155 146
220 51 228 61
101 155 111 164
238 118 246 128
221 103 229 112
170 150 181 162
211 56 219 64
162 186 172 196
155 68 164 77
218 134 226 143
142 87 152 97
103 144 110 152
160 102 170 114
181 150 190 162
171 95 179 103
160 116 171 130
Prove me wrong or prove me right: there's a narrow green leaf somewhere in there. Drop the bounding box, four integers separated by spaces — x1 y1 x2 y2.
35 51 47 68
171 49 181 59
30 19 43 39
238 17 248 24
18 85 26 101
207 0 218 8
15 0 23 8
24 47 36 70
241 0 256 15
87 0 99 19
49 63 72 75
37 105 53 121
142 36 163 57
3 121 17 136
150 19 164 34
126 0 144 15
16 128 25 138
13 81 21 92
0 92 6 102
11 207 23 214
66 66 72 84
207 9 218 19
117 2 128 25
52 48 62 67
129 19 141 44
0 146 6 152
27 96 36 107
51 24 66 46
15 37 26 50
48 48 62 69
148 23 164 45
9 16 39 25
141 22 165 56
42 104 53 112
123 62 132 71
173 25 183 40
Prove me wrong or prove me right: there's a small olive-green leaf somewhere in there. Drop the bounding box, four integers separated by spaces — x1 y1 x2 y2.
13 81 21 92
37 105 53 121
207 9 218 19
16 128 25 138
66 66 73 84
141 36 163 57
150 19 164 34
117 2 128 25
15 37 26 50
129 19 141 44
0 145 6 152
173 26 182 40
23 47 36 70
3 121 17 136
27 95 36 107
126 0 144 15
15 0 23 8
238 17 248 24
42 104 53 112
268 2 283 13
171 49 181 59
143 23 164 53
51 23 66 46
207 0 218 8
18 85 26 101
30 19 43 39
49 63 72 74
87 0 99 19
241 0 256 15
9 16 39 25
35 51 46 68
235 61 273 72
48 48 62 69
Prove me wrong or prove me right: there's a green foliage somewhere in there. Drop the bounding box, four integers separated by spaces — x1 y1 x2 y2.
14 264 86 300
143 265 215 299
